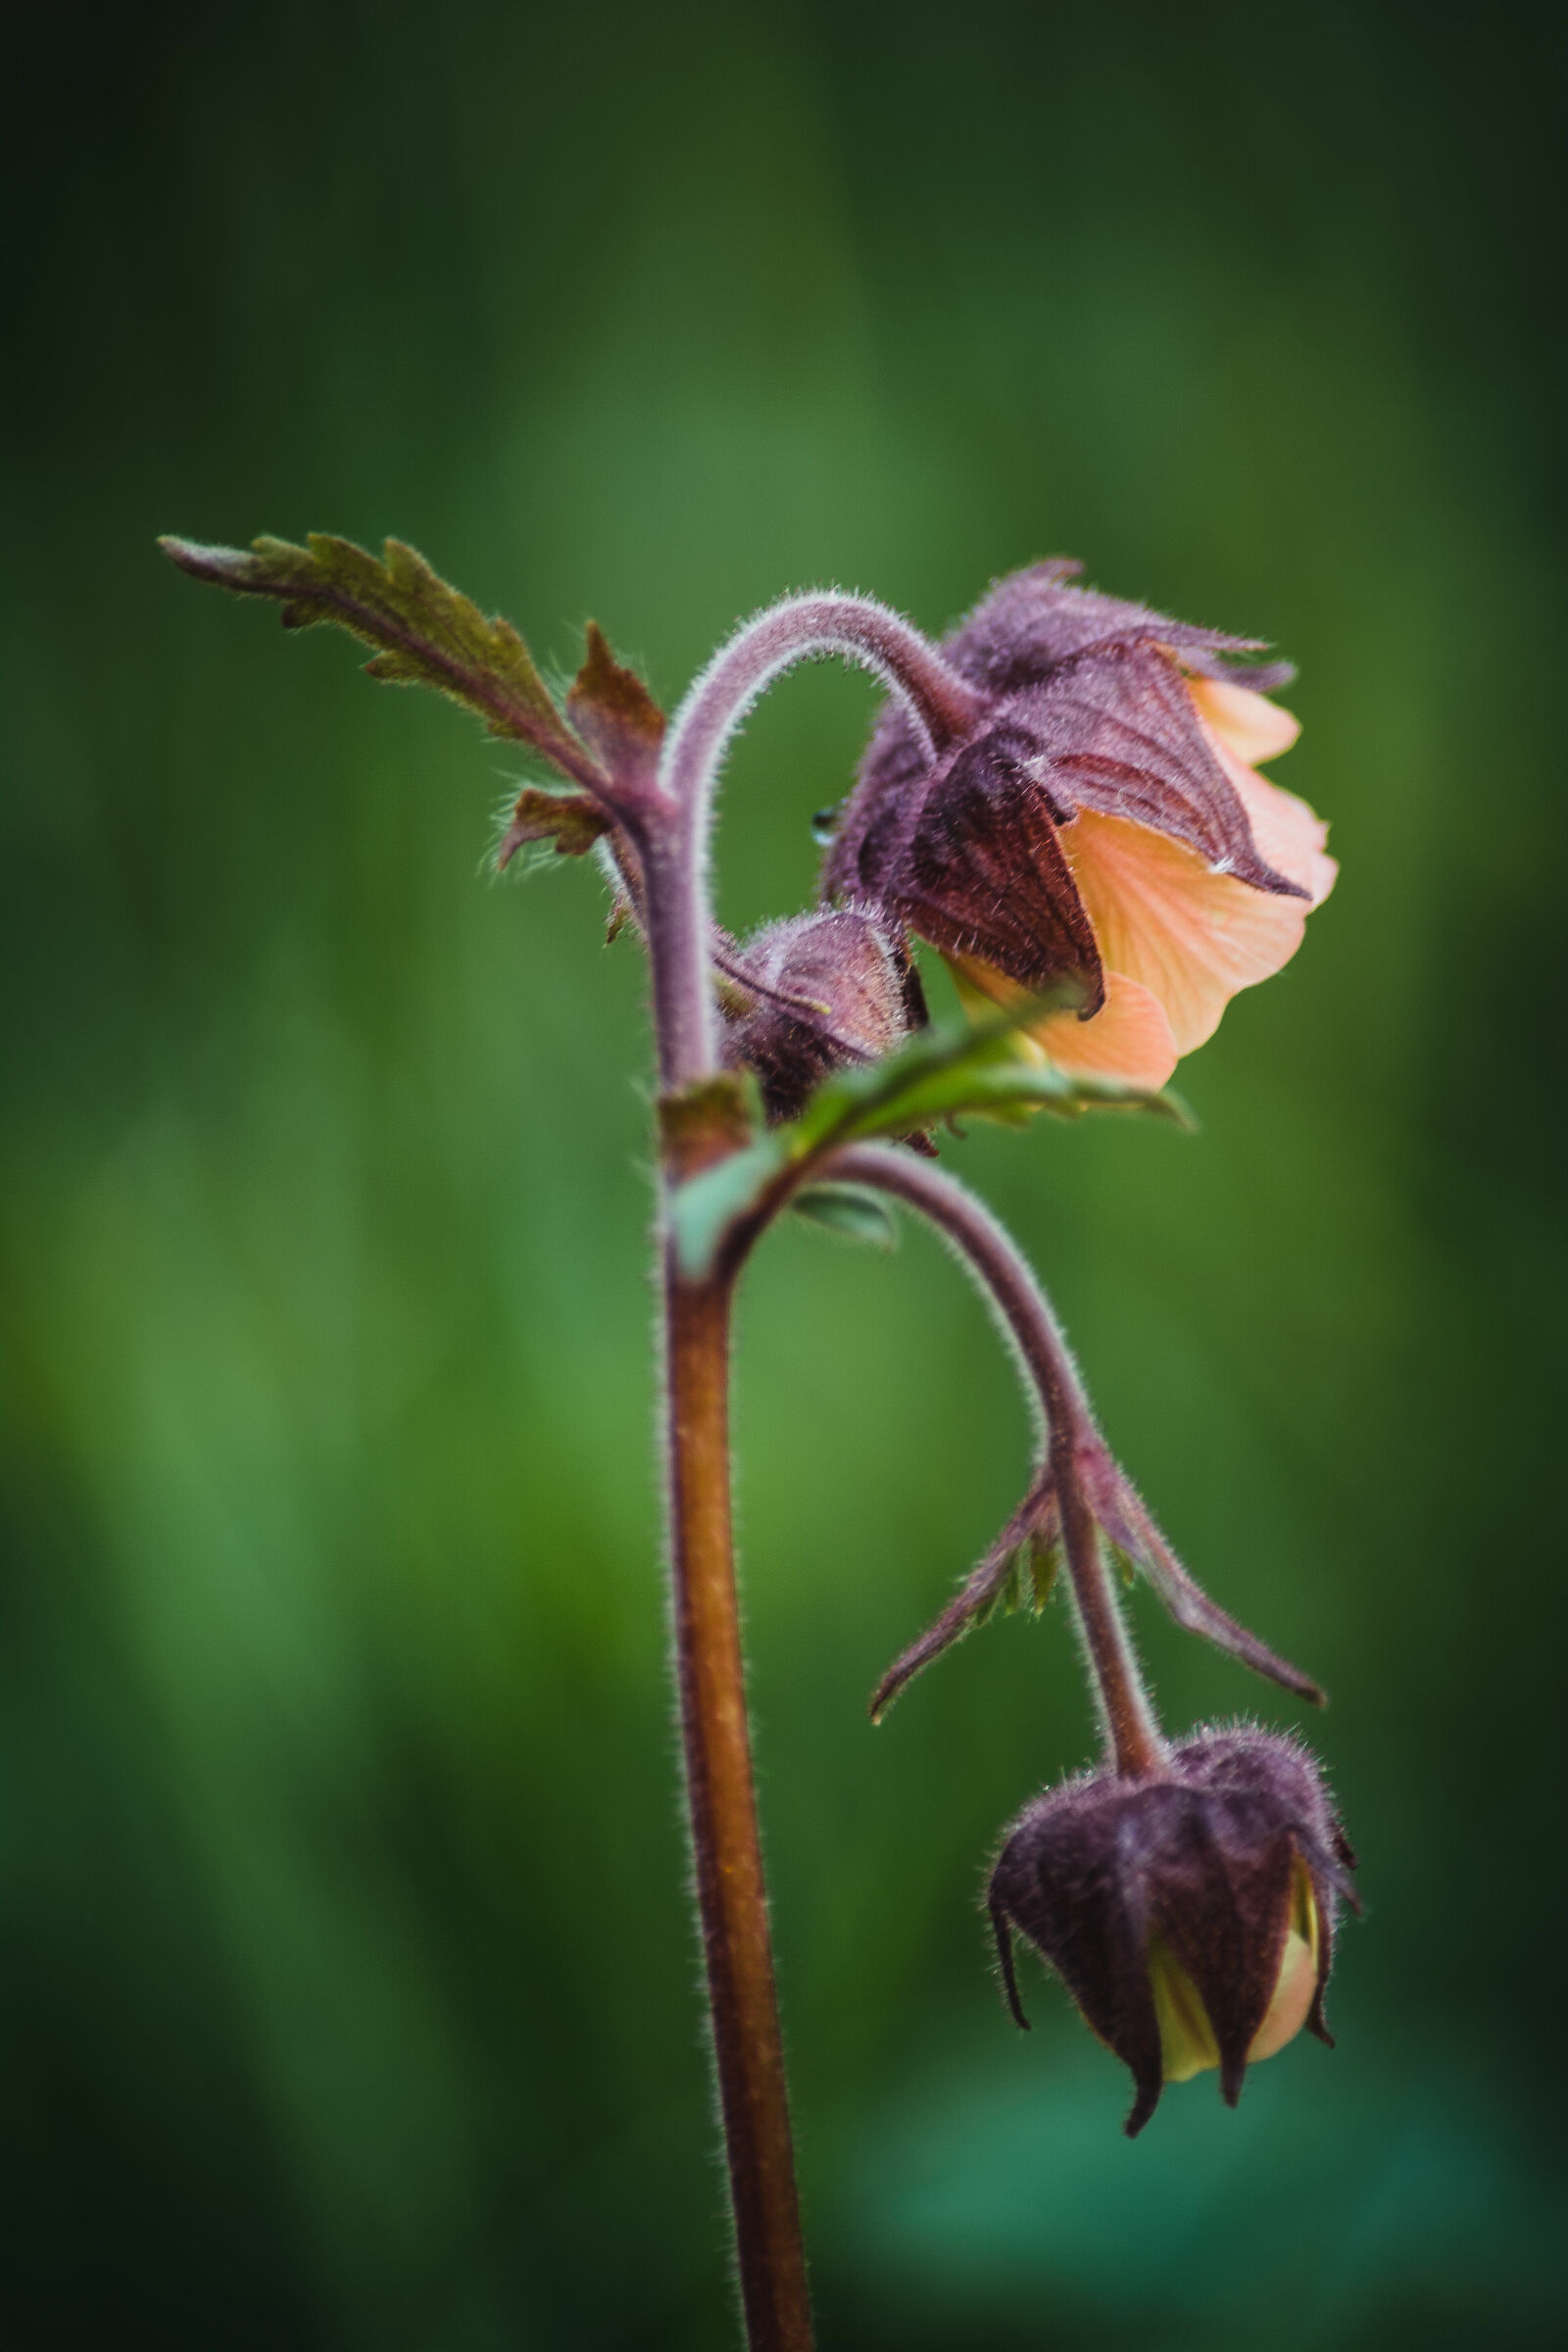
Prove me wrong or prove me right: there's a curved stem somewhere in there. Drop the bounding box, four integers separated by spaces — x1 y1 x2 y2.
650 596 985 1086
825 1144 1166 1780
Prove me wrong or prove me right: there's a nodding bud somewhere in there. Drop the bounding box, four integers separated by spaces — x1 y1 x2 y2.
988 1727 1358 2137
719 906 927 1122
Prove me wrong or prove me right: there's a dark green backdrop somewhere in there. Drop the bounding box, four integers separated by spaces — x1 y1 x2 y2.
4 3 1564 2345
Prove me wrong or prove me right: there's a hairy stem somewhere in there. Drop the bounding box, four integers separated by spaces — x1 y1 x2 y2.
826 1144 1166 1779
663 1264 814 2352
638 821 716 1092
652 595 983 1085
640 594 982 2339
640 604 834 2339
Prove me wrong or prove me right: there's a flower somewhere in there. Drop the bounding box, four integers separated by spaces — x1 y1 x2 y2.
987 1726 1358 2135
821 563 1336 1089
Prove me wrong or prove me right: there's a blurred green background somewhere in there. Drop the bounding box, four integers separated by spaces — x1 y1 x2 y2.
4 1 1564 2344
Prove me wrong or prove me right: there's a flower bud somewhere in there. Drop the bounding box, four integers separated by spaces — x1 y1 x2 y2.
720 906 926 1122
988 1727 1357 2135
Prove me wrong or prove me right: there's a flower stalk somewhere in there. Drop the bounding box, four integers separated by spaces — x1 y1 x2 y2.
653 595 983 1083
825 1144 1165 1779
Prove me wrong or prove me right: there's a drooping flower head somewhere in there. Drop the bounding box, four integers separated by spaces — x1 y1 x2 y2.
821 563 1336 1088
989 1726 1358 2135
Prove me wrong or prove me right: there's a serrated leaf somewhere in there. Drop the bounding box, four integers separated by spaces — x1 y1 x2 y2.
790 1182 899 1250
159 530 603 790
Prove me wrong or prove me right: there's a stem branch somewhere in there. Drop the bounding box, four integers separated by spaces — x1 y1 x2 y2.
826 1144 1165 1779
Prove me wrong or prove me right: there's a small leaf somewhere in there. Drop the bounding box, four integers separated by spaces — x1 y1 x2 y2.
791 1182 899 1250
566 622 665 792
496 784 612 869
159 530 603 790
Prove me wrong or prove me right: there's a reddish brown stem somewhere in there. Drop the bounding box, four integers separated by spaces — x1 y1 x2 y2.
663 1264 814 2352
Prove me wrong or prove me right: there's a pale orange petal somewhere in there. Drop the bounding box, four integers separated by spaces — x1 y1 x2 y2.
1188 674 1300 766
947 954 1179 1091
1025 970 1179 1088
1059 810 1317 1056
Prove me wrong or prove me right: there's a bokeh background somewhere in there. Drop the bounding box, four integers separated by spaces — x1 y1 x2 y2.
4 2 1565 2344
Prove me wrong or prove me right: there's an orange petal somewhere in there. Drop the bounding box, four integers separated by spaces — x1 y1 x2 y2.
1059 809 1320 1056
948 954 1179 1090
1026 970 1179 1088
1188 674 1300 766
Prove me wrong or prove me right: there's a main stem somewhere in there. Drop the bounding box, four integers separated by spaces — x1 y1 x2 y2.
663 1263 813 2350
643 596 985 2344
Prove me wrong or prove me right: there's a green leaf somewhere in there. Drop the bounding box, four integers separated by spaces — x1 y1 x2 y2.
790 1182 900 1250
668 1004 1188 1279
159 531 603 789
785 1007 1190 1155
